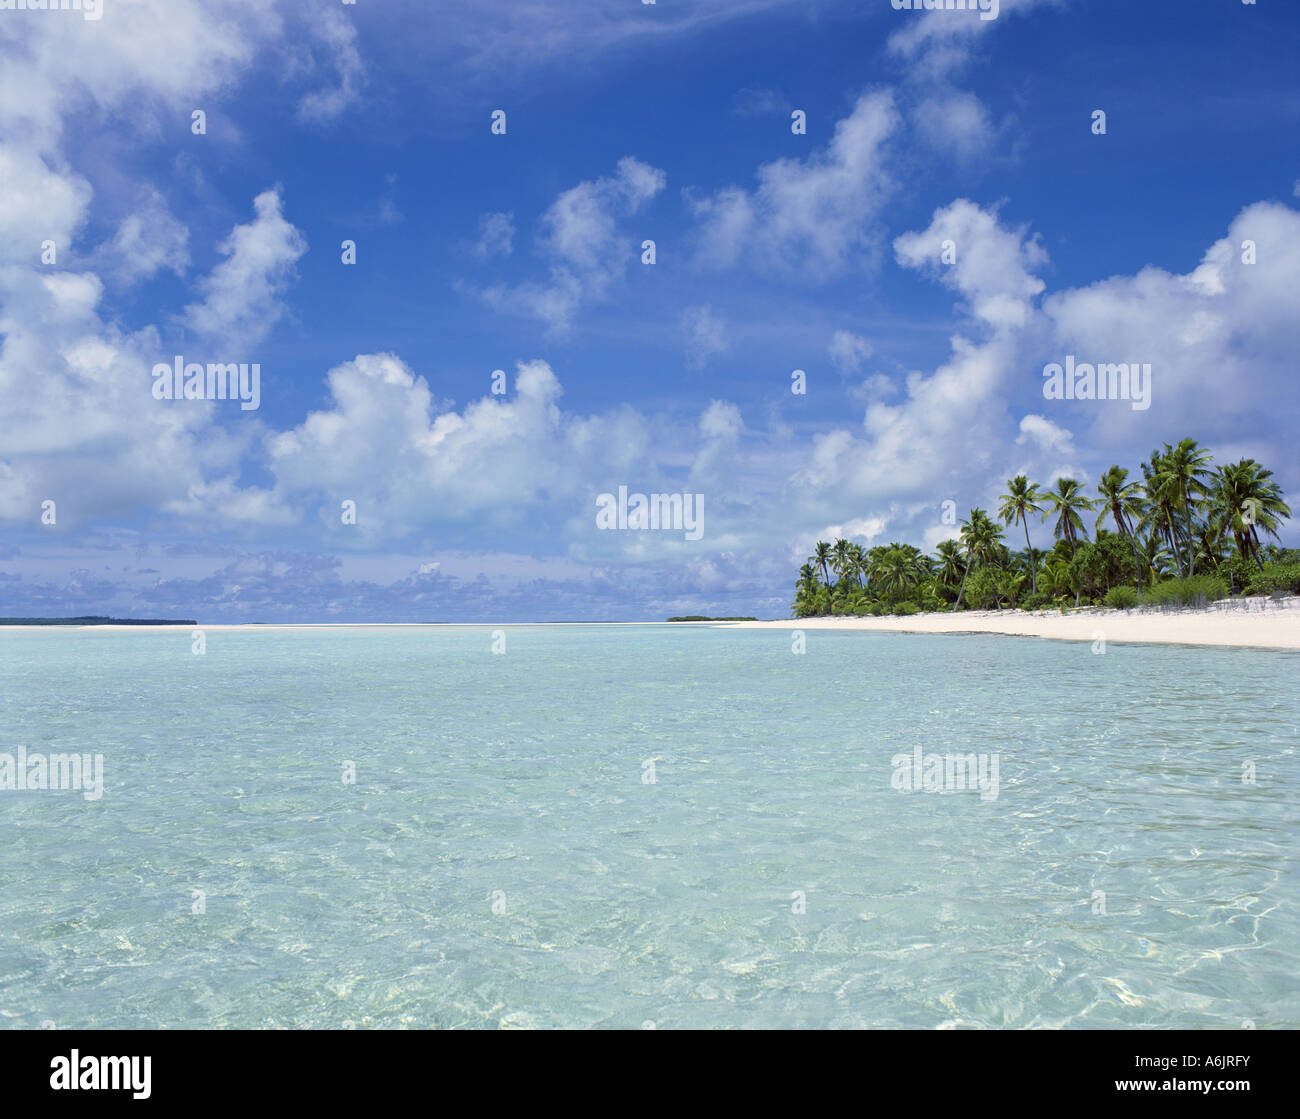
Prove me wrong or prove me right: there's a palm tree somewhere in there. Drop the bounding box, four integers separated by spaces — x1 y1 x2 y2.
1095 464 1145 588
1040 557 1072 602
1208 459 1291 568
810 540 833 588
1043 477 1096 553
954 508 1003 609
934 539 964 599
847 542 869 591
874 546 919 605
831 537 854 587
792 563 821 616
1133 527 1173 588
993 569 1026 610
1146 439 1213 576
997 475 1044 596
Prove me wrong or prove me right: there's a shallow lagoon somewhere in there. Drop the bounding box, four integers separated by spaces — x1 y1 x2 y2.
1 625 1296 1028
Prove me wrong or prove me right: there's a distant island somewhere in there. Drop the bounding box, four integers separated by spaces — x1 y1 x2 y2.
666 616 758 622
0 617 198 626
791 438 1295 617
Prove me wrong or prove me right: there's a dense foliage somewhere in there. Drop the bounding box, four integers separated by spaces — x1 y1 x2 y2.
791 440 1292 616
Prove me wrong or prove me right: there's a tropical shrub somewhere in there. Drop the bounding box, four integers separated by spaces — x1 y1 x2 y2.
963 567 1002 610
1104 585 1140 609
1141 575 1228 607
892 601 920 616
1246 562 1300 596
994 568 1026 608
1219 556 1257 594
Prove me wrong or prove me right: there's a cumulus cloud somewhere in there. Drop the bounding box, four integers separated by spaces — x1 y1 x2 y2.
784 196 1300 565
181 190 307 347
266 355 660 544
690 90 899 278
97 189 190 284
788 201 1050 524
0 1 1295 620
482 156 664 332
912 91 996 160
894 198 1047 330
0 0 323 535
1040 201 1300 457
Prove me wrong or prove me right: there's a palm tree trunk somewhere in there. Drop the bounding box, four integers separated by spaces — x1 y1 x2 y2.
1022 519 1035 595
954 557 972 609
1249 525 1265 568
1119 514 1142 590
1165 513 1183 578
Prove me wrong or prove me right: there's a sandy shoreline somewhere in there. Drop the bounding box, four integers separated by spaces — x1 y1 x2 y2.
1 602 1297 648
722 599 1300 650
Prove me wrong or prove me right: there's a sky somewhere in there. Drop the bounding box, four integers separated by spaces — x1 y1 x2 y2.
0 0 1297 622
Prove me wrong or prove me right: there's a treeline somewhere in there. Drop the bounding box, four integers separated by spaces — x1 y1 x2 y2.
793 439 1296 616
666 616 758 622
0 617 199 626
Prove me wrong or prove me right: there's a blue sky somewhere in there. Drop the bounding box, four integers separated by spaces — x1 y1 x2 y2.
1 0 1297 621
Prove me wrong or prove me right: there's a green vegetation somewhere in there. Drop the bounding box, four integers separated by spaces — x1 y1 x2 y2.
1246 562 1300 596
791 439 1292 617
1138 575 1227 608
0 616 198 626
1103 585 1140 610
666 616 758 622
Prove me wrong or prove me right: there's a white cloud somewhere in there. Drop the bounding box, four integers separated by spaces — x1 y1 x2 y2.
912 91 996 160
1017 413 1074 455
475 211 515 258
266 355 658 541
887 0 1053 79
0 0 323 534
1040 201 1300 458
894 198 1047 330
181 189 307 347
828 330 873 374
691 90 899 278
296 6 365 123
482 157 664 332
412 0 809 88
98 189 190 284
699 400 744 442
682 305 729 370
821 516 888 544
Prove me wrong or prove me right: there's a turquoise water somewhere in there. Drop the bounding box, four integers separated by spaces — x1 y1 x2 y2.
0 625 1296 1029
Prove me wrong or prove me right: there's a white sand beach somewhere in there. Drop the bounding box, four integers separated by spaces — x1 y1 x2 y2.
724 597 1300 650
1 601 1297 648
